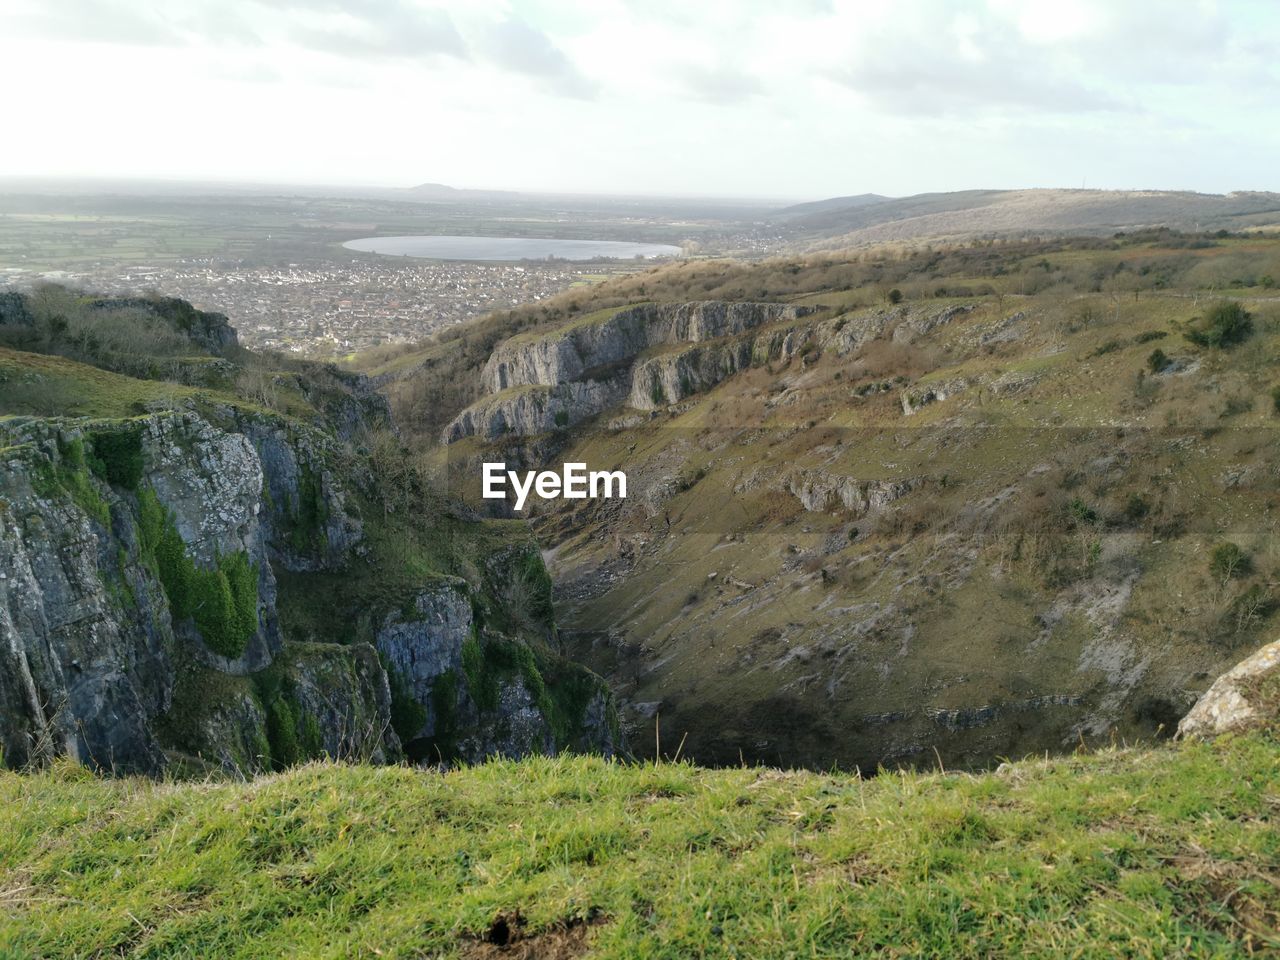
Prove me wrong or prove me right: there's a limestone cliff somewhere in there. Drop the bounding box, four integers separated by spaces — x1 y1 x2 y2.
446 301 815 441
0 289 623 776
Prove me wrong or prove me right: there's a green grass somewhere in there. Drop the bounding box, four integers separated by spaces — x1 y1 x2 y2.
1 736 1278 957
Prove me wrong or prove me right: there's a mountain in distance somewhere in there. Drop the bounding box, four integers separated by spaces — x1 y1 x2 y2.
400 181 521 201
775 188 1280 247
771 192 894 219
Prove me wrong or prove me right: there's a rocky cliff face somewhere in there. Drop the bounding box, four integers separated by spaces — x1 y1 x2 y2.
0 411 374 774
0 401 621 775
446 301 815 441
443 301 984 442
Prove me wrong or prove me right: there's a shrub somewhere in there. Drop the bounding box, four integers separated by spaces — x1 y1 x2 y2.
1185 301 1252 348
1123 493 1150 522
1134 330 1168 344
553 409 569 428
386 665 428 743
650 377 666 406
1067 498 1098 526
1271 385 1280 414
266 697 299 771
887 288 904 305
88 428 144 488
1209 542 1251 582
1146 348 1170 374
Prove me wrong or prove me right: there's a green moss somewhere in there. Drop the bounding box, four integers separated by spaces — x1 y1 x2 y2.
459 628 603 749
427 670 460 761
650 375 666 406
87 427 144 489
137 488 259 659
536 655 602 749
286 461 330 554
31 439 111 527
300 714 323 759
152 661 267 774
520 552 555 625
265 697 299 771
386 664 428 744
461 631 497 711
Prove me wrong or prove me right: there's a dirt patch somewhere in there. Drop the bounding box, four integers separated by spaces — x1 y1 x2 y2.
461 910 609 960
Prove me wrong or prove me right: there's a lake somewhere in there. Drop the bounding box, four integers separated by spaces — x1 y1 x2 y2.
342 235 682 262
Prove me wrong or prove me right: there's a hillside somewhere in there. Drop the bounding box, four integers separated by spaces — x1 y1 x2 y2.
0 286 621 777
374 231 1280 771
2 731 1277 957
773 189 1280 248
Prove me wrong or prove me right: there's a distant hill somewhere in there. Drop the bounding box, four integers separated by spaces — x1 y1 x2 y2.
777 188 1280 247
772 192 893 219
401 181 520 201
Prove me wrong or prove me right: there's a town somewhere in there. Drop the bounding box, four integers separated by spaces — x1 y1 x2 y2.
17 255 619 358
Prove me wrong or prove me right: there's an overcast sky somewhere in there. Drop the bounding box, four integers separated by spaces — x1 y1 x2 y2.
2 0 1277 199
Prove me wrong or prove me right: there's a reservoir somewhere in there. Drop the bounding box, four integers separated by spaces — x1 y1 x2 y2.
342 235 682 262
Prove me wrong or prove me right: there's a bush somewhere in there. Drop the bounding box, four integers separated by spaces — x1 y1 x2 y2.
1067 498 1098 526
89 428 145 489
1146 348 1169 374
1123 493 1150 523
1090 339 1123 357
1209 542 1251 582
387 666 428 743
1185 301 1252 349
1271 385 1280 414
266 697 299 771
887 288 904 305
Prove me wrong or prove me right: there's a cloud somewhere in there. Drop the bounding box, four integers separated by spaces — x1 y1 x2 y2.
817 1 1132 117
674 63 765 104
477 17 596 99
279 0 466 60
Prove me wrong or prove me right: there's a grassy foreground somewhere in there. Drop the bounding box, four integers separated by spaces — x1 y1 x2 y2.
2 738 1278 959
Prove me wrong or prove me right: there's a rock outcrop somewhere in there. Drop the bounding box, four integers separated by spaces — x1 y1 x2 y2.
0 406 621 775
444 301 987 442
446 301 815 441
1177 640 1280 739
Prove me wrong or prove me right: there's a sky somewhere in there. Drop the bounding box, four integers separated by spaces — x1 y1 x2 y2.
1 0 1278 200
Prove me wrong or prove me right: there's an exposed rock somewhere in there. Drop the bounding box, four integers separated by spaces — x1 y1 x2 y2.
242 417 364 572
892 303 975 344
446 301 814 442
280 641 397 764
375 578 473 743
900 378 970 415
1178 640 1280 739
783 470 921 514
483 301 812 393
443 381 626 442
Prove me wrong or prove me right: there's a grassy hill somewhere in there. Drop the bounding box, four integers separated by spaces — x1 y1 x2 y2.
772 189 1280 249
2 734 1277 958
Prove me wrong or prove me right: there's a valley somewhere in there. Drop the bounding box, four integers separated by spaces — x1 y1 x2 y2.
375 231 1280 770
